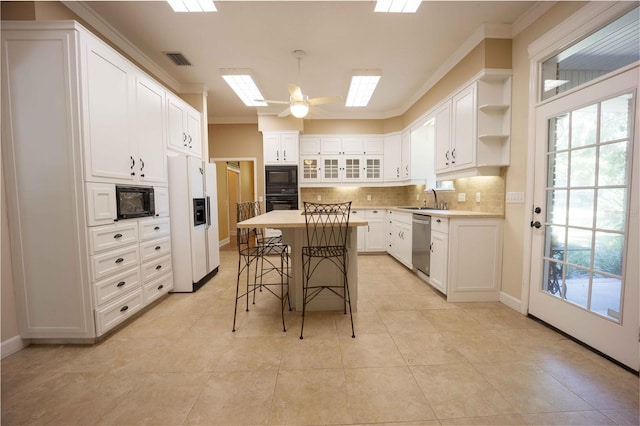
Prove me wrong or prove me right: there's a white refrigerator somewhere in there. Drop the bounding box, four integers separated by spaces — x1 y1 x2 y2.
168 154 220 292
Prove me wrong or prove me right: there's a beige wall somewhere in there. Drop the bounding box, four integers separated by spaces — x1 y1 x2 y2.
303 119 385 135
215 163 229 242
500 2 588 302
239 161 255 203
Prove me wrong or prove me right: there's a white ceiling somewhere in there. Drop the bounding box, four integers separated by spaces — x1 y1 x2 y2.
68 1 536 123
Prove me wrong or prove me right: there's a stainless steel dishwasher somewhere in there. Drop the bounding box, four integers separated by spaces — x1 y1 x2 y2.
412 214 431 276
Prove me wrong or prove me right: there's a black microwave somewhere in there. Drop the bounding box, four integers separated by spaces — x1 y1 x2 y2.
265 165 298 194
116 185 155 219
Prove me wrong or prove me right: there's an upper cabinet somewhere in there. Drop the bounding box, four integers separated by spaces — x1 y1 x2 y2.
167 95 202 158
264 132 299 165
299 135 383 184
83 37 169 185
434 71 511 179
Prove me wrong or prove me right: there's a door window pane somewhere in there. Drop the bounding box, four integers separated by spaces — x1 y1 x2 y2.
598 141 629 186
600 93 632 142
571 104 598 148
548 113 569 151
546 189 567 225
570 147 596 187
596 188 626 231
568 189 595 228
594 232 624 276
547 152 568 187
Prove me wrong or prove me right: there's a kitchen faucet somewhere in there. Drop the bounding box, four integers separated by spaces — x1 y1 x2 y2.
431 188 438 209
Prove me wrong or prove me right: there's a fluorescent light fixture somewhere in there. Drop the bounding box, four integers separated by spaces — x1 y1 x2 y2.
167 0 216 12
345 71 381 107
220 70 267 107
374 0 421 13
544 79 570 91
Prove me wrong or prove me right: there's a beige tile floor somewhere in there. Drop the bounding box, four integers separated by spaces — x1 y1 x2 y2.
2 249 639 425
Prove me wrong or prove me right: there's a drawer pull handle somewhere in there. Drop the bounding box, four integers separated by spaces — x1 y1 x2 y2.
154 226 160 230
115 257 124 264
117 281 126 287
436 219 441 223
157 284 164 290
155 246 161 250
113 233 123 239
155 265 162 270
120 305 129 312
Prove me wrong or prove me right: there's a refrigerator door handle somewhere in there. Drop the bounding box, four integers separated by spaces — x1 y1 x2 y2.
205 195 211 227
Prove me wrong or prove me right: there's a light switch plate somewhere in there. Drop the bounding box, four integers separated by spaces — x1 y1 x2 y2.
476 192 481 202
367 195 372 201
317 195 322 201
458 193 466 202
506 192 525 203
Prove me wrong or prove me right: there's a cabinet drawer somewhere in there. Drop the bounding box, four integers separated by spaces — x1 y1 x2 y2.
141 254 172 283
89 222 139 254
365 209 385 218
143 274 173 305
139 217 170 241
432 217 449 233
95 289 143 336
91 245 140 282
140 236 171 262
93 267 141 306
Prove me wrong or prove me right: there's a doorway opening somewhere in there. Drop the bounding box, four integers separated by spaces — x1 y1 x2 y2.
211 158 258 249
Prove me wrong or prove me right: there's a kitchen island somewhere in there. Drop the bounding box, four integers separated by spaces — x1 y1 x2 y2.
237 209 368 311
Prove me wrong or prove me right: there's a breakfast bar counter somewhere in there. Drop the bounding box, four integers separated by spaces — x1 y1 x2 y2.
237 209 368 311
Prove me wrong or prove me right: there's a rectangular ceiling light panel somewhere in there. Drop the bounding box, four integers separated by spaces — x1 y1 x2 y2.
221 71 267 107
346 74 381 107
375 0 421 13
168 0 216 12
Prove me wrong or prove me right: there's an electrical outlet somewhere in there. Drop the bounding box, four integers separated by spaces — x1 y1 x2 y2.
367 194 372 201
317 195 321 201
476 192 481 202
458 193 466 202
416 194 419 200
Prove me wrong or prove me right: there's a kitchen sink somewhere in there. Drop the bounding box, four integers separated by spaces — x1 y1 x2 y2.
398 206 435 210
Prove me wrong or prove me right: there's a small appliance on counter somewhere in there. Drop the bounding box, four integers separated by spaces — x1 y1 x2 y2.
265 165 299 211
168 154 220 292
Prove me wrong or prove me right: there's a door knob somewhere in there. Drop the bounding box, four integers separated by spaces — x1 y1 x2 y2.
530 221 542 229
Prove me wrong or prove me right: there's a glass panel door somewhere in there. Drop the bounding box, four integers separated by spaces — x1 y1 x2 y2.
529 66 639 370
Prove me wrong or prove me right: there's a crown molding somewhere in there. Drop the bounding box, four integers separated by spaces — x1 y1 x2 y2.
511 1 557 38
61 1 182 93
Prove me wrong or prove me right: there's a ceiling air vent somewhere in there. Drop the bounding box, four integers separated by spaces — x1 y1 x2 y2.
165 52 192 66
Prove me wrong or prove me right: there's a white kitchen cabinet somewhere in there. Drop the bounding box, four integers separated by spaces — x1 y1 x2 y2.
167 94 202 158
134 75 167 183
401 129 411 180
363 156 383 182
2 22 175 340
447 218 503 302
429 217 449 295
386 210 412 268
383 133 411 183
352 209 386 252
363 136 384 155
300 136 321 155
83 36 136 183
83 36 168 184
435 71 512 179
154 186 170 217
263 132 299 165
300 155 321 183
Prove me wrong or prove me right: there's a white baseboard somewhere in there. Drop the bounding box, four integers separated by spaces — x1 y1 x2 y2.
219 237 230 247
1 335 29 359
500 291 523 313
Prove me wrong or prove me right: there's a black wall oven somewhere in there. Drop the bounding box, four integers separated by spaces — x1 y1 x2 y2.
265 165 298 211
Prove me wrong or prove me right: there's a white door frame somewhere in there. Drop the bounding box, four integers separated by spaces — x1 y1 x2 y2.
521 1 638 314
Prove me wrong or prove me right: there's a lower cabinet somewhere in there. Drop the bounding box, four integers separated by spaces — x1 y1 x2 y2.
89 216 173 337
386 211 412 268
352 209 387 253
426 216 503 302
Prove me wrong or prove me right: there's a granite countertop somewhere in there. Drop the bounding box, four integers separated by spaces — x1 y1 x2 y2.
237 209 369 228
351 206 503 219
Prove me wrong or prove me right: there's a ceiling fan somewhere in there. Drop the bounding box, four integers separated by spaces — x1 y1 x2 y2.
258 50 341 118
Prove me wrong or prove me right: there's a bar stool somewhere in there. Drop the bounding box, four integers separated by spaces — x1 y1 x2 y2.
300 201 355 339
233 201 290 333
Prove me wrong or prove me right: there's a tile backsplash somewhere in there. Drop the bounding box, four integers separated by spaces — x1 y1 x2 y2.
300 176 505 215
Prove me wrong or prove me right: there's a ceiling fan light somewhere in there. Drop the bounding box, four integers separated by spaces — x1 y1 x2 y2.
290 100 309 118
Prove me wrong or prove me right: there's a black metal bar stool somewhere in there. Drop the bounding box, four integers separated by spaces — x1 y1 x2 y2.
300 201 355 339
232 201 290 333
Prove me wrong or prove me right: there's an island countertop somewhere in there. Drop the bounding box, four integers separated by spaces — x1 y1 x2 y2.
237 209 368 228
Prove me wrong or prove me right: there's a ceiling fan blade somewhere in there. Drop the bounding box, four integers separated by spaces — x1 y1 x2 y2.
278 107 291 118
308 95 342 106
288 84 303 101
257 99 290 105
